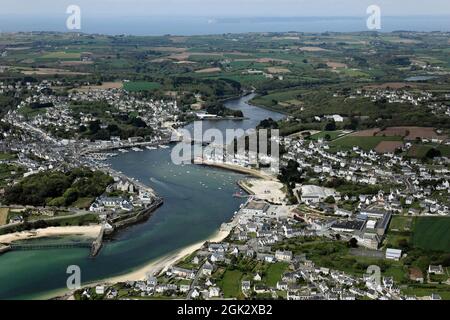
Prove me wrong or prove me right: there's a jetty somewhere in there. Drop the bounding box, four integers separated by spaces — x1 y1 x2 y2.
90 225 105 257
0 244 11 255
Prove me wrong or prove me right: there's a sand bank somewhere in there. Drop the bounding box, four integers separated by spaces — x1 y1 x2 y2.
104 229 229 283
0 225 102 245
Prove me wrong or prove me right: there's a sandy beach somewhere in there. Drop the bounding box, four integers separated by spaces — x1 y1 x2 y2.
104 228 229 283
51 228 230 300
0 225 102 244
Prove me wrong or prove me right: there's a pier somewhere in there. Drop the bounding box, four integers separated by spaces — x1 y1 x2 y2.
90 225 105 257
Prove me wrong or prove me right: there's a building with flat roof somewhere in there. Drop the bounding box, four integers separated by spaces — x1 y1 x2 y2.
242 201 270 215
300 185 338 204
331 220 366 233
386 248 402 260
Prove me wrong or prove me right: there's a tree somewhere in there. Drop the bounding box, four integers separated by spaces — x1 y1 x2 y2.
324 120 336 131
324 196 335 204
348 238 358 248
258 118 279 130
425 148 441 159
397 238 410 251
88 121 100 134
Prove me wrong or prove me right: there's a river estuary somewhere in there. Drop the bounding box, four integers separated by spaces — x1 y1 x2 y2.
0 94 284 299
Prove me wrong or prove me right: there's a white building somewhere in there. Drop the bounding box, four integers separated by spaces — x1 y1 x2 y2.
386 248 402 261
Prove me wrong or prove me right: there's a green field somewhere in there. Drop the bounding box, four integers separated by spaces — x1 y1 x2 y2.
72 197 95 209
402 284 450 300
264 262 289 287
123 81 161 92
40 51 81 60
407 144 433 158
329 136 403 151
308 131 346 141
0 152 16 160
219 270 243 298
412 217 450 252
389 215 413 232
438 145 450 157
407 144 450 158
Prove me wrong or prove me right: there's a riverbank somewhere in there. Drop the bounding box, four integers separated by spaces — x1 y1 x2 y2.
107 228 229 283
246 95 289 116
52 228 231 300
0 225 102 245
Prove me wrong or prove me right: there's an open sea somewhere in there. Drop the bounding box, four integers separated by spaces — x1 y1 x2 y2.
0 15 449 35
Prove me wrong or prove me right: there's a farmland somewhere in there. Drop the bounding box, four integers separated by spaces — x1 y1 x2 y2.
123 81 161 92
412 217 450 252
39 51 81 61
308 130 347 141
329 136 403 151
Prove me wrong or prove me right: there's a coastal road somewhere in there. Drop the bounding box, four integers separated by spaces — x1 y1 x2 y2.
187 261 206 299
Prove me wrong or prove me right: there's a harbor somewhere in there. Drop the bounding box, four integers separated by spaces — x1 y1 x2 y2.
0 94 285 299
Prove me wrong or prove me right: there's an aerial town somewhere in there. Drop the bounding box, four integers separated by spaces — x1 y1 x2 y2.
0 14 450 303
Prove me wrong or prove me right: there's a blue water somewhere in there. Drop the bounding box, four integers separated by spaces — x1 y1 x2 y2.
0 95 284 300
185 94 285 143
1 15 449 35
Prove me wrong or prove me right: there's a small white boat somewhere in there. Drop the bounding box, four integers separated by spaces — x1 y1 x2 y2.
132 147 143 152
146 146 157 150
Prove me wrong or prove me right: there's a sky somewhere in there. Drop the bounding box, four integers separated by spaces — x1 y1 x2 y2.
1 0 450 17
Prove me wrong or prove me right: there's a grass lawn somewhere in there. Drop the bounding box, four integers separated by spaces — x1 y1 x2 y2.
383 265 408 282
123 81 161 92
407 144 450 158
385 215 413 249
72 197 95 209
407 144 432 158
402 284 450 299
264 262 289 287
27 213 100 226
0 152 16 160
438 145 450 157
389 215 413 232
219 270 243 298
308 131 345 141
412 217 450 252
18 105 48 117
329 136 403 151
39 51 81 60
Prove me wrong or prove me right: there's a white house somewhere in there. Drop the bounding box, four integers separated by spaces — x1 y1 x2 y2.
386 248 402 261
